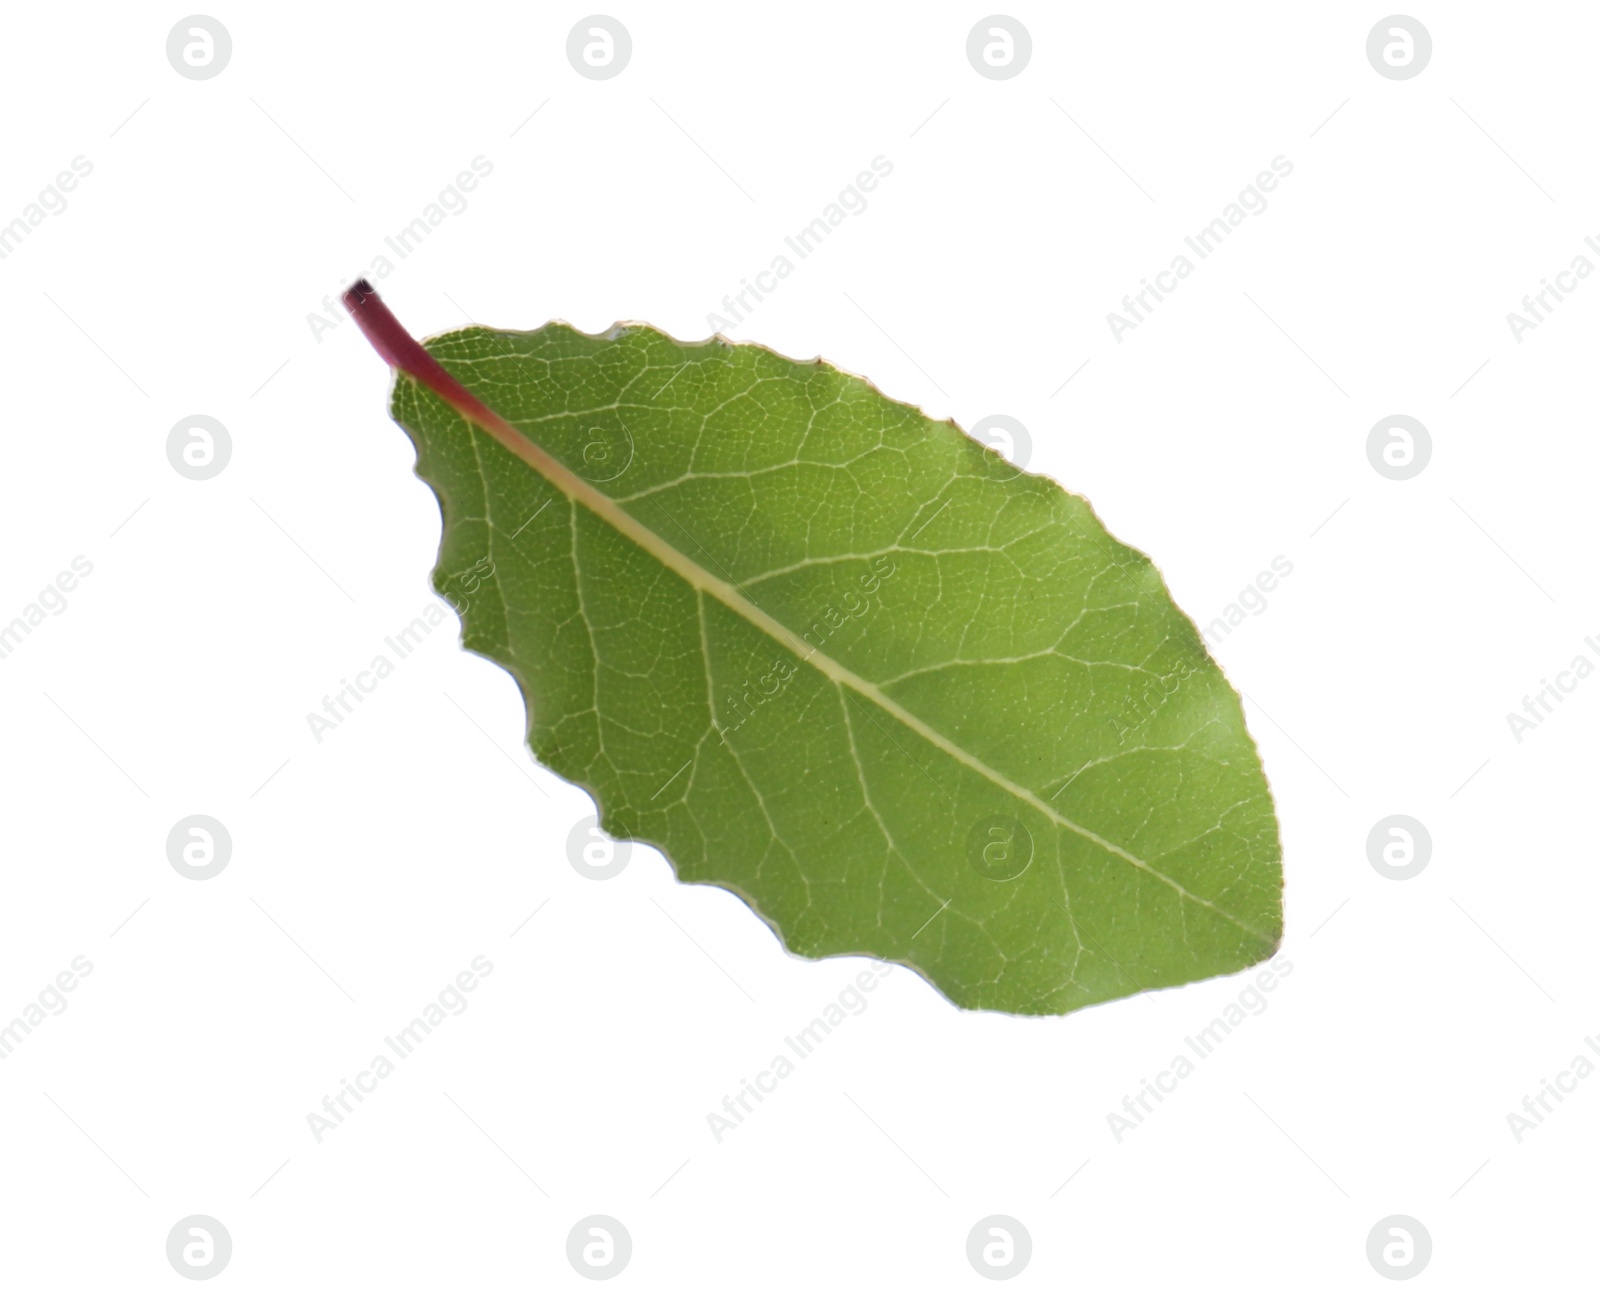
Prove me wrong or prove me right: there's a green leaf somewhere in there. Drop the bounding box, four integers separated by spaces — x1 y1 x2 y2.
352 286 1282 1015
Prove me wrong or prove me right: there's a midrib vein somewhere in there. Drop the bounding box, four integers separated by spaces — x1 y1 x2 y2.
407 374 1270 945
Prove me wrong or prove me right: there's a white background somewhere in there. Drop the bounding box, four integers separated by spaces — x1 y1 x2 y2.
1 1 1594 1290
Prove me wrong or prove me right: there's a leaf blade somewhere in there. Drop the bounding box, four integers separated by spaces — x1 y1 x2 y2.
371 307 1282 1015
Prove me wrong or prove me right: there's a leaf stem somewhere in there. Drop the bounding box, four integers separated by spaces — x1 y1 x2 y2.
343 279 502 429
